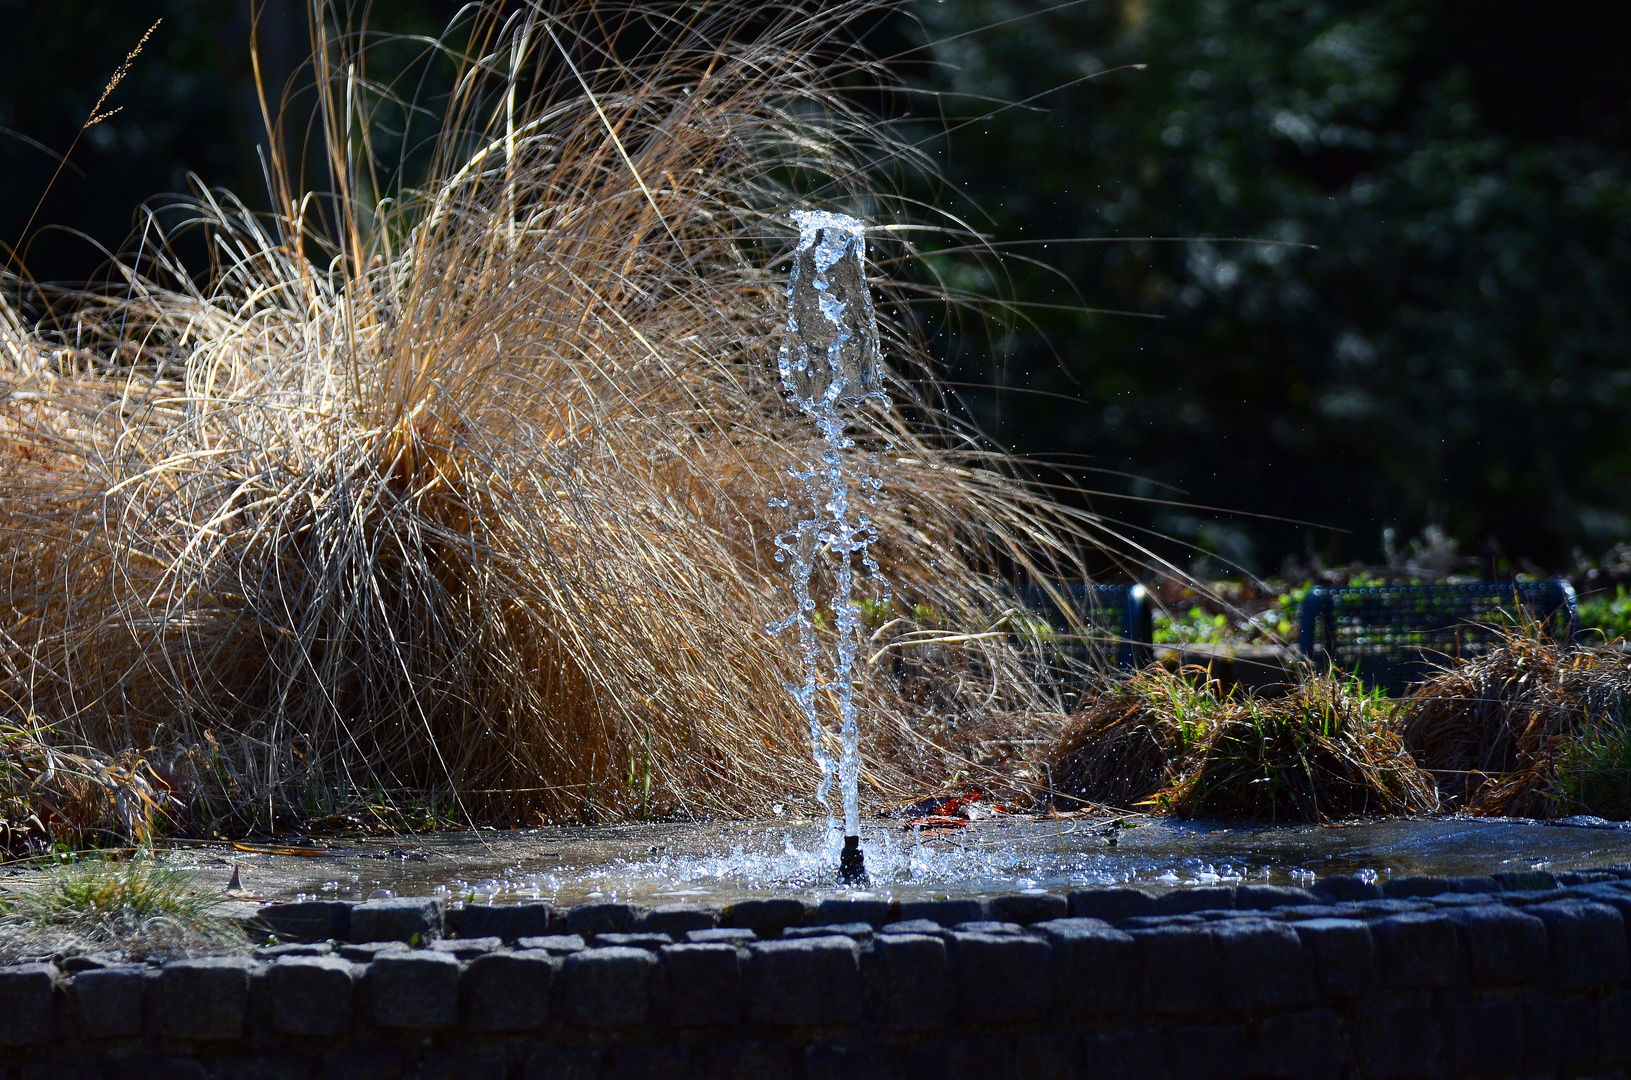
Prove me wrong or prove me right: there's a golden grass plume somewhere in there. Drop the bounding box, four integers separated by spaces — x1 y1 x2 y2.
0 1 1091 833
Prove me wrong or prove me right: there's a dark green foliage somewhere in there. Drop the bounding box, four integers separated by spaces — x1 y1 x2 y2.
0 0 460 285
900 0 1631 571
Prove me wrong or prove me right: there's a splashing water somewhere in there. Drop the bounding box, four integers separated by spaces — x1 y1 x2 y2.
767 210 888 857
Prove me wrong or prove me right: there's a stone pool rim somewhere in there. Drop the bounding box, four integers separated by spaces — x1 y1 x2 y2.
8 866 1631 1077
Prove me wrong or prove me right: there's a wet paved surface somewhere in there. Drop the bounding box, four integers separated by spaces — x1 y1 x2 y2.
137 814 1631 909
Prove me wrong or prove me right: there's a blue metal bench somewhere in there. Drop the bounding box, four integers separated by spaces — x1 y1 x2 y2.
1016 583 1154 671
1298 580 1579 695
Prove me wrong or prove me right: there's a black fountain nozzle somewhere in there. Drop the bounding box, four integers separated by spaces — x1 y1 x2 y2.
839 834 866 883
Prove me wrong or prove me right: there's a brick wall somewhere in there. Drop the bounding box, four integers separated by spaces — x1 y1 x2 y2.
5 868 1631 1078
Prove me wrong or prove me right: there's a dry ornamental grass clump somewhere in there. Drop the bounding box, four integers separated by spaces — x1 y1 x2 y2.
0 1 1093 837
1045 667 1212 812
1404 634 1631 817
1158 675 1438 822
0 719 164 855
1046 667 1438 822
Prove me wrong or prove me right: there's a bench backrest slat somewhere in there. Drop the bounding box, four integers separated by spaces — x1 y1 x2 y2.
1298 581 1579 695
1015 583 1154 671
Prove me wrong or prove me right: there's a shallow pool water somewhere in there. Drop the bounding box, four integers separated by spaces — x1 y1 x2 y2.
158 814 1631 909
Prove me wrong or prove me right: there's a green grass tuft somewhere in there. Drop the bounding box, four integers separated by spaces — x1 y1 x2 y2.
1158 676 1438 822
0 856 245 961
1047 667 1439 822
1556 722 1631 819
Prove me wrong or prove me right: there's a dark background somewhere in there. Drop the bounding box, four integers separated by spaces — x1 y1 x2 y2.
3 0 1629 579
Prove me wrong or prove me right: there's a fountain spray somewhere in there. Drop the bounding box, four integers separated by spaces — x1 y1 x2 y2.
768 210 887 885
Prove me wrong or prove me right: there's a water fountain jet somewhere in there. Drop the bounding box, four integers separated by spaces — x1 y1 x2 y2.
769 209 887 885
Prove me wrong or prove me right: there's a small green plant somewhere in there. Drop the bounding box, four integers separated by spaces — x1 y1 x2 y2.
857 597 893 629
626 729 654 819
